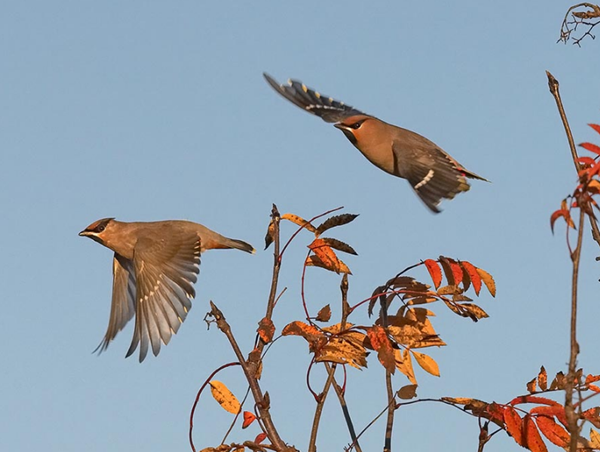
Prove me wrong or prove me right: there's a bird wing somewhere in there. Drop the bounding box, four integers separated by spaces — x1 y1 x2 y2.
392 133 471 213
94 254 136 354
263 73 365 123
127 230 201 362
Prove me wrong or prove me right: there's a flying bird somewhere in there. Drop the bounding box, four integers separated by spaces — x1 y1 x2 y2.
80 218 254 362
263 73 487 213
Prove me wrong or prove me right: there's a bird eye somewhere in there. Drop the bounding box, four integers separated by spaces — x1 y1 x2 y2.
351 121 362 129
97 225 105 232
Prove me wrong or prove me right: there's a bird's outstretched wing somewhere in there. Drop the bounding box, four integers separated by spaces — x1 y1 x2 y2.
94 254 136 354
392 131 474 213
263 73 365 123
127 230 201 362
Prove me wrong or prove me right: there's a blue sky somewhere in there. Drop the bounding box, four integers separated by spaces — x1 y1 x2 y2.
2 1 600 451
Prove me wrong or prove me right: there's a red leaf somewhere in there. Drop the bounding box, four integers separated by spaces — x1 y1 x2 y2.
536 415 569 447
254 432 268 444
367 325 395 373
504 407 525 446
257 317 275 344
524 415 548 452
589 123 600 135
460 261 482 295
578 156 597 166
423 259 442 289
242 411 257 429
530 405 567 427
580 142 600 156
509 395 560 406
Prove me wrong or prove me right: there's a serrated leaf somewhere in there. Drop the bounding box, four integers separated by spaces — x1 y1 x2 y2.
321 237 358 255
412 351 440 377
504 407 525 446
460 261 482 295
536 415 569 447
209 381 241 414
315 304 331 322
510 395 560 406
315 213 359 236
524 416 548 452
397 384 418 400
308 238 351 274
438 257 457 286
476 268 496 297
460 303 489 320
257 317 275 344
530 406 567 427
437 285 461 296
281 213 317 232
423 259 442 289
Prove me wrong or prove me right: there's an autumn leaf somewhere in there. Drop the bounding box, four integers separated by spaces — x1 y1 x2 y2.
504 407 525 447
394 349 416 384
315 304 332 322
550 371 566 390
282 321 322 341
321 237 357 255
438 257 458 286
476 267 496 297
538 366 547 391
509 395 560 406
242 411 257 429
254 432 268 444
530 405 567 427
460 261 482 295
308 238 351 274
423 259 442 289
315 329 368 369
527 377 537 393
523 415 548 452
367 325 395 373
281 213 317 232
437 285 461 296
209 381 241 414
397 384 418 400
257 317 275 344
315 213 359 236
580 141 600 156
412 351 440 377
590 428 600 448
583 407 600 428
536 415 569 448
459 303 489 320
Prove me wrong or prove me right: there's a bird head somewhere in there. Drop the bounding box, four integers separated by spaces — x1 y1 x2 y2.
334 115 376 147
79 218 116 247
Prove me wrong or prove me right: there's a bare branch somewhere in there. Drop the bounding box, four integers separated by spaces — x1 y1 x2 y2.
558 3 600 45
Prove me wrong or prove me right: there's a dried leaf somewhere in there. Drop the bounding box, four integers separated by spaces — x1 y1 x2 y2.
550 371 566 390
282 321 322 341
460 261 482 295
242 411 257 429
281 213 317 232
536 415 569 447
504 407 525 447
264 219 275 250
524 415 548 452
315 330 368 369
538 366 548 391
209 381 241 414
397 384 418 400
315 213 359 236
583 407 600 428
590 428 600 448
321 237 357 255
437 285 461 296
476 267 496 297
423 259 442 289
412 351 440 377
315 304 332 322
527 377 537 393
367 325 395 373
394 348 416 384
308 238 351 274
438 257 457 286
257 317 275 344
459 303 489 320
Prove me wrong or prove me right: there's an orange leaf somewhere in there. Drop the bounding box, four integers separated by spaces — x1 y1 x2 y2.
367 325 395 374
527 377 537 393
538 366 548 391
308 238 351 274
460 261 482 295
583 407 600 428
257 317 275 344
242 411 257 429
504 407 525 446
439 256 457 286
412 351 440 377
254 432 268 444
530 406 567 427
423 259 442 289
281 213 316 232
524 415 548 452
476 267 496 297
209 381 241 414
590 123 600 135
589 384 600 393
282 321 322 341
580 142 600 156
510 395 560 406
586 374 600 384
536 415 569 447
315 304 332 322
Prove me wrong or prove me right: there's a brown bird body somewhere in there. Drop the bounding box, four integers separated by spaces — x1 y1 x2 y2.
264 73 487 213
80 218 254 362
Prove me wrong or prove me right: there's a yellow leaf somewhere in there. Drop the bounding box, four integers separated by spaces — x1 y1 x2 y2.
590 428 600 448
281 213 317 232
394 349 416 384
209 380 241 414
476 268 496 297
412 351 440 377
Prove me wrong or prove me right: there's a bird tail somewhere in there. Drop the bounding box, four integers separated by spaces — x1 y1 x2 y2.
225 238 255 254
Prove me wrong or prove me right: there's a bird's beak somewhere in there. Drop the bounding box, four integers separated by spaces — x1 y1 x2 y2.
79 230 90 237
334 122 348 132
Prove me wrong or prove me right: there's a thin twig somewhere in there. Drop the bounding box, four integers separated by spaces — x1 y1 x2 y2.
546 71 600 247
307 364 337 452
